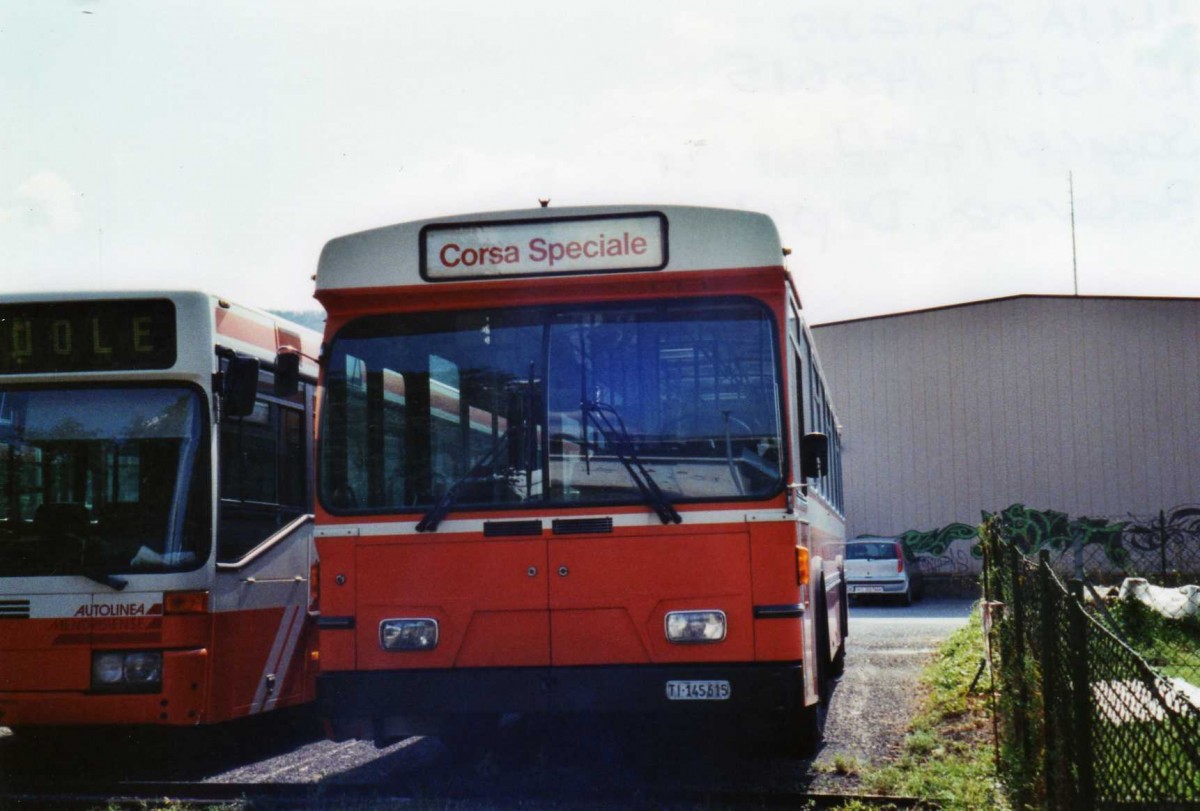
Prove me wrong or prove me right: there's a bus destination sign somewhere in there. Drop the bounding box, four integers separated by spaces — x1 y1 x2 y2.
421 213 668 281
0 299 177 374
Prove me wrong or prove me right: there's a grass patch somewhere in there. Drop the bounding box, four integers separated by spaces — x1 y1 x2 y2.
1104 596 1200 685
858 604 1008 811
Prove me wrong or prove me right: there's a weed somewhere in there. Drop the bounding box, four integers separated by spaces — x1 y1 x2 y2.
858 605 1009 811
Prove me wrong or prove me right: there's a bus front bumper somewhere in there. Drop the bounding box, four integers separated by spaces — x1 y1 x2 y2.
0 648 209 727
318 662 808 743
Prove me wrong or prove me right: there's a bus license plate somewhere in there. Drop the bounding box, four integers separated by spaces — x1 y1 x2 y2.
666 680 731 701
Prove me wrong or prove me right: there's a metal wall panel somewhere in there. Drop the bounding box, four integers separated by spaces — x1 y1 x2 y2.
812 296 1200 539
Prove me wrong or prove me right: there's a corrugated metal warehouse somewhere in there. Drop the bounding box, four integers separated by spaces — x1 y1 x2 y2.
811 295 1200 543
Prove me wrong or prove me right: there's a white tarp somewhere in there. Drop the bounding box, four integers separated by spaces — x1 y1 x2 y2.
1118 578 1200 620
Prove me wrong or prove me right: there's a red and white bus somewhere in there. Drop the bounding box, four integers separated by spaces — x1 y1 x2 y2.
313 206 846 755
0 291 321 728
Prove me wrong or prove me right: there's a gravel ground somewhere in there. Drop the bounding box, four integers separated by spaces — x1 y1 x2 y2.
809 597 977 794
0 598 974 806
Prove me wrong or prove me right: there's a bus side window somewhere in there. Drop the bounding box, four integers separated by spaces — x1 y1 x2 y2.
217 381 308 563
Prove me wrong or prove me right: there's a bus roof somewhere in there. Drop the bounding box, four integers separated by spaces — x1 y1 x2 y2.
316 205 784 292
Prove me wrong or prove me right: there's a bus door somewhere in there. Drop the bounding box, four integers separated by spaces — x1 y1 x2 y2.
212 376 317 717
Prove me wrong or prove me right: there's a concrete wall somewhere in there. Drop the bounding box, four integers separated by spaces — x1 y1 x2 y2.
812 296 1200 543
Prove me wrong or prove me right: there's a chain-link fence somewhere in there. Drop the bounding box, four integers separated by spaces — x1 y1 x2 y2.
980 504 1200 689
1080 507 1200 690
981 512 1200 810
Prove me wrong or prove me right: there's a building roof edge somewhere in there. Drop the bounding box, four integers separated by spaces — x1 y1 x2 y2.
811 293 1200 329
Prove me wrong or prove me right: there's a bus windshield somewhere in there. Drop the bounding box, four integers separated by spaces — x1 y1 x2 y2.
320 297 784 515
0 386 210 577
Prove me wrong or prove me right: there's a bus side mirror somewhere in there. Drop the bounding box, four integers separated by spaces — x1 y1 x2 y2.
800 432 828 479
224 354 260 419
274 350 301 397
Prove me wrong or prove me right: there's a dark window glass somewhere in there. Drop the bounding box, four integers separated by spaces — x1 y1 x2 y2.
320 297 784 514
0 386 209 576
217 378 309 563
846 542 899 560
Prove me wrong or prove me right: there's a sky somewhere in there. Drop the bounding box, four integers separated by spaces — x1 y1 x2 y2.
2 1 1198 324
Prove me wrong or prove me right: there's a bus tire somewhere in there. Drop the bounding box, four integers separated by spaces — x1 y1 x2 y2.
830 577 847 678
815 590 833 705
438 714 501 761
831 640 846 679
784 701 822 759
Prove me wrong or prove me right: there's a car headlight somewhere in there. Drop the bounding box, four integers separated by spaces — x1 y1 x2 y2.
379 618 438 651
665 610 727 644
91 651 163 692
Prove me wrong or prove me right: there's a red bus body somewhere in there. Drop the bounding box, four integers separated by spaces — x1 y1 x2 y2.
0 291 321 728
313 207 846 752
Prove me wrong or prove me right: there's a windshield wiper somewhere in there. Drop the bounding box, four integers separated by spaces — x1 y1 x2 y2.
416 424 517 533
417 368 542 533
582 399 681 525
82 571 128 591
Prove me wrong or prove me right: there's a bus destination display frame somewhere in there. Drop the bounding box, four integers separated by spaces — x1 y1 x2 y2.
419 211 669 282
0 298 177 374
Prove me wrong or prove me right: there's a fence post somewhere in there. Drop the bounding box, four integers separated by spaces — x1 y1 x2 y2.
1009 542 1033 801
1039 550 1058 809
981 520 991 600
1067 579 1095 810
1159 508 1168 581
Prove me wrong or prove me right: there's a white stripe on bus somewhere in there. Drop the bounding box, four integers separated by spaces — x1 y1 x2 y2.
315 509 796 538
249 603 303 714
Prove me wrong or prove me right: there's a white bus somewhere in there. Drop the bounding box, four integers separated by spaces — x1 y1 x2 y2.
0 291 321 728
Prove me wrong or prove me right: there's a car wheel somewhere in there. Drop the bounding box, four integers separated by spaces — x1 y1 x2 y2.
900 584 912 607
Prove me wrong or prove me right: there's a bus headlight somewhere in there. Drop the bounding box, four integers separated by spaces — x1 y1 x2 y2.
665 610 727 643
379 618 438 651
124 651 163 683
91 651 163 692
92 653 126 685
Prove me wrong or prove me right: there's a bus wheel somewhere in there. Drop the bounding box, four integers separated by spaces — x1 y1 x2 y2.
439 714 501 761
830 637 846 679
831 578 847 678
816 591 833 705
783 701 822 759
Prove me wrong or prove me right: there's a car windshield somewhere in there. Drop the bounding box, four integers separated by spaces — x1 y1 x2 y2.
319 297 784 514
846 541 899 560
0 386 210 576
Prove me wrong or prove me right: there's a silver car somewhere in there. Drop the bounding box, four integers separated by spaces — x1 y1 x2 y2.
844 537 922 606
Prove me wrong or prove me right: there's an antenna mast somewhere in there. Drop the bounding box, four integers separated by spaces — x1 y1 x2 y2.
1069 171 1079 296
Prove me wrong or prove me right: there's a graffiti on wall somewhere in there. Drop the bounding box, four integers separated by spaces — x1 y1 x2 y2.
869 504 1200 579
982 504 1128 565
1116 505 1200 579
1122 505 1200 554
880 504 1148 577
898 522 979 559
857 522 981 580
